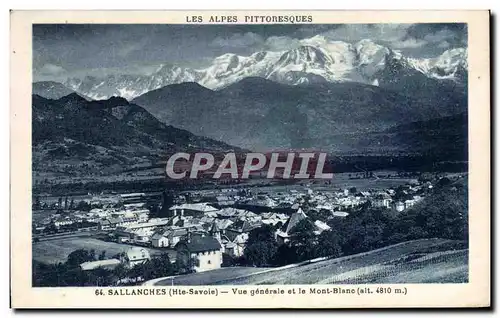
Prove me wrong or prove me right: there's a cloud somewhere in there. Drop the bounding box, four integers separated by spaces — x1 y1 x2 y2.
33 63 68 81
36 63 67 77
438 41 451 49
320 24 412 43
422 29 463 46
211 32 263 48
264 36 301 51
403 24 467 51
392 38 427 49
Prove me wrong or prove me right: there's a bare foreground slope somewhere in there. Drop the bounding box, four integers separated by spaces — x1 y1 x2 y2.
151 239 467 286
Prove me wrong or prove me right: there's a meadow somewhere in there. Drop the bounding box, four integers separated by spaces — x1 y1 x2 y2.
32 237 174 264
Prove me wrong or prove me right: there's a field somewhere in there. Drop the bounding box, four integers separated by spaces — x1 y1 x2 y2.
32 237 175 264
151 239 468 285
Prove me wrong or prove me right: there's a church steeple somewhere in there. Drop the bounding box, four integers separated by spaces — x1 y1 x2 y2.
210 221 221 242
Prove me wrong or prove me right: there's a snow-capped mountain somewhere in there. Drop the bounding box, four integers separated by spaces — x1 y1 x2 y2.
62 38 468 100
408 48 468 81
32 81 77 100
65 66 202 101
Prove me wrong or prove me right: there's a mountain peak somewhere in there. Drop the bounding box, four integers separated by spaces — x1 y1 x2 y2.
61 37 468 99
277 45 331 66
32 81 76 100
58 92 87 104
90 96 130 108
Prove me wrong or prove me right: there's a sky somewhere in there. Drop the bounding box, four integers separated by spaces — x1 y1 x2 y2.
33 23 467 82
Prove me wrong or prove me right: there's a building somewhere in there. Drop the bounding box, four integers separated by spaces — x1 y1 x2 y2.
167 228 189 247
169 203 218 217
125 247 151 267
54 219 74 227
108 217 124 229
215 195 235 206
261 212 289 227
372 193 393 209
80 259 121 271
98 219 112 230
404 196 423 209
332 211 349 218
223 232 249 257
120 192 146 204
313 220 331 234
395 201 405 212
276 208 331 245
276 208 308 245
175 234 223 272
151 230 170 248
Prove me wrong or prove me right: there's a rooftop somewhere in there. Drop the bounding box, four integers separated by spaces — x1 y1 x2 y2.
80 259 121 271
176 235 222 253
169 203 218 213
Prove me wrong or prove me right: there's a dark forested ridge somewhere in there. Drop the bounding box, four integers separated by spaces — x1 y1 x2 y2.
132 77 467 153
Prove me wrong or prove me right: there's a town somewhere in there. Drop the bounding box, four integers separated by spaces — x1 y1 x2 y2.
32 171 467 286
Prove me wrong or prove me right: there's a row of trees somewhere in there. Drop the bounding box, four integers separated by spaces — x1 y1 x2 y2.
240 178 468 267
34 220 99 236
33 196 93 211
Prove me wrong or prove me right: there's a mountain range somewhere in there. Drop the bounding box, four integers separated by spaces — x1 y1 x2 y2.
32 81 79 100
31 37 468 180
55 38 467 101
32 94 237 179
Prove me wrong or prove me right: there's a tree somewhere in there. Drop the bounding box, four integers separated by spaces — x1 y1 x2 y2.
152 190 176 218
87 267 113 286
248 224 275 244
393 185 408 201
222 254 237 267
98 251 106 260
128 264 144 282
245 241 278 267
33 196 41 210
244 225 279 266
128 254 176 283
59 267 88 286
436 177 452 188
147 253 175 279
308 209 331 223
349 187 357 195
66 249 95 268
76 200 91 211
273 244 299 266
290 219 317 261
315 230 342 259
44 222 58 234
113 263 128 282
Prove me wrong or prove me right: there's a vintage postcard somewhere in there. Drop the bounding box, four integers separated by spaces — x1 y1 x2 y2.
10 10 490 308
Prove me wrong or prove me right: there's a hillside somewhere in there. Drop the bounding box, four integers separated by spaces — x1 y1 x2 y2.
151 239 467 285
32 81 78 100
32 94 238 181
342 112 468 159
132 78 467 156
